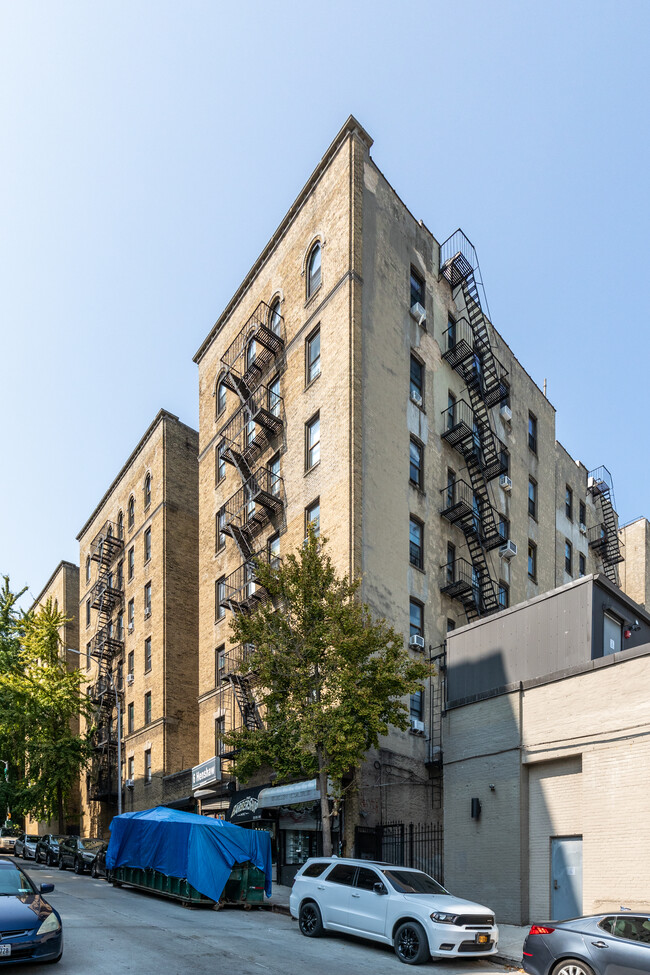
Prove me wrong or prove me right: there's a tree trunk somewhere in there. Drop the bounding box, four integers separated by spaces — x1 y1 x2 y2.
317 761 332 856
57 783 64 836
343 767 360 858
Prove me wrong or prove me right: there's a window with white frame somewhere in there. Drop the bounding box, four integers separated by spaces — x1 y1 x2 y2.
306 413 320 470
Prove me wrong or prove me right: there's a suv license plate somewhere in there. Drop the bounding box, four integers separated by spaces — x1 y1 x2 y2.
0 945 11 957
476 934 489 944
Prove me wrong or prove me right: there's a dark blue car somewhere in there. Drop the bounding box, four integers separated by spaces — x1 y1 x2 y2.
523 913 650 975
0 857 62 965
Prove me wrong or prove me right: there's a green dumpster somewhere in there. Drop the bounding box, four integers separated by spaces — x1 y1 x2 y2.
110 861 267 908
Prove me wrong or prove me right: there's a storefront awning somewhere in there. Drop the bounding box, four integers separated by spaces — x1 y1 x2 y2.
258 779 321 808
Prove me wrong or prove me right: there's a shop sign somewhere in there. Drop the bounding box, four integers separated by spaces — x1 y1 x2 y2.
191 756 221 791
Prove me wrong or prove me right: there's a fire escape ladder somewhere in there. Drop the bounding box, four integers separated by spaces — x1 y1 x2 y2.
228 674 264 731
588 468 625 584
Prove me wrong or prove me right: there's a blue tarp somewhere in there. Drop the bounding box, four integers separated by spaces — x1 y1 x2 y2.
105 806 272 901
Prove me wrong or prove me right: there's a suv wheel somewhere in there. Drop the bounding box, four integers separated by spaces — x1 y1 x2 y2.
73 858 83 875
298 901 324 938
394 921 429 965
91 861 98 879
58 855 66 871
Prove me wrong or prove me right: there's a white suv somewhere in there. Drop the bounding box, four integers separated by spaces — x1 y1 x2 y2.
289 857 498 965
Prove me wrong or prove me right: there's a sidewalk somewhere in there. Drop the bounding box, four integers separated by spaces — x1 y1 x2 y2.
263 884 527 967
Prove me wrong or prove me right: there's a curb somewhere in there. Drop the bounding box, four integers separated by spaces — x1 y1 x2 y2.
490 953 523 969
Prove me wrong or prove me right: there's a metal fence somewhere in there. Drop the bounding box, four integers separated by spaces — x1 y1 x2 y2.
355 821 444 885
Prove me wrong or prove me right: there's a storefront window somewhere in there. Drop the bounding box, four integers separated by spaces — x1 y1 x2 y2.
284 829 315 866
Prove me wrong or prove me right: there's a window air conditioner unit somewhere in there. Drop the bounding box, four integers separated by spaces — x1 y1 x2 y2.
125 779 135 789
126 674 134 686
499 475 512 492
411 390 423 407
409 301 426 327
499 540 517 560
409 634 425 650
500 404 512 423
579 522 587 535
410 719 425 734
128 622 134 632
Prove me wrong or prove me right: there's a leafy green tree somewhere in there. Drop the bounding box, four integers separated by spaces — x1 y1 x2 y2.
225 530 429 856
0 581 94 832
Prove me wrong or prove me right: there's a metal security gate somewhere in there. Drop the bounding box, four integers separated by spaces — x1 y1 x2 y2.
355 822 443 885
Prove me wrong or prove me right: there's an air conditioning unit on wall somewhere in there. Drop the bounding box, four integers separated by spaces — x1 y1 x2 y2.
499 475 512 492
500 404 512 423
409 302 426 327
411 390 423 407
500 540 518 560
125 779 135 789
126 674 134 686
409 634 425 650
410 719 425 734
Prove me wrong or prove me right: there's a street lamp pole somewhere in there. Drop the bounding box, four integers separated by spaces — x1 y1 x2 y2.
67 650 122 816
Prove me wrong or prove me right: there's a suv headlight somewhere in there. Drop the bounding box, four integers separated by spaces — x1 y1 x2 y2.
36 913 61 936
430 912 458 924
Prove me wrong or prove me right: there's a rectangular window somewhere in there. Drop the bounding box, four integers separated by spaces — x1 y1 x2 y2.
144 527 151 563
216 443 226 484
446 468 456 508
565 486 573 521
306 413 320 470
128 598 134 630
268 375 281 418
447 316 456 351
144 692 152 726
579 500 586 527
144 748 151 784
116 612 123 641
128 546 134 581
128 650 134 675
127 703 134 734
498 581 509 609
409 599 423 639
446 390 457 431
410 354 423 405
215 577 225 621
306 327 321 384
409 517 423 570
446 542 456 584
409 690 423 720
215 645 225 686
215 716 225 756
144 582 151 618
86 599 91 627
144 637 151 673
305 499 320 538
86 641 91 670
127 756 134 780
268 533 280 569
498 514 510 540
216 507 226 552
269 453 281 497
409 438 423 488
565 539 572 575
446 618 456 633
579 552 586 577
528 478 537 519
528 412 537 453
410 267 424 308
117 560 123 590
528 540 537 581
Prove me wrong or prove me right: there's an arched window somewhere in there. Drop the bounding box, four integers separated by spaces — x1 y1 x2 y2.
269 298 282 336
144 473 151 508
216 380 227 416
307 243 321 298
85 556 91 583
117 510 123 537
128 496 135 529
246 337 257 373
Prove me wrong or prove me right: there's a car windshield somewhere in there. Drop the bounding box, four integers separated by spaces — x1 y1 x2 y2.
80 839 104 851
0 866 34 896
25 836 39 843
50 836 66 843
382 869 448 895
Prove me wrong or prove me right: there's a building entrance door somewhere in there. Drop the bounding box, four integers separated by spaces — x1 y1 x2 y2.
551 836 582 920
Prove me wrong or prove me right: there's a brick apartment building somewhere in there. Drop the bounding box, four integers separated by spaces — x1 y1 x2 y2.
191 115 632 871
76 410 199 835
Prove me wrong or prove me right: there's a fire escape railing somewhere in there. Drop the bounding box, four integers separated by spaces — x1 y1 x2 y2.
220 300 285 398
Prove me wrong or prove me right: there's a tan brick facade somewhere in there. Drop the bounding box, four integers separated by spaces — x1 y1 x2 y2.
76 410 198 836
194 117 633 832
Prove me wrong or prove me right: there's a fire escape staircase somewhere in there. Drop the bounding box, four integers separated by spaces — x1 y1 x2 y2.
218 382 284 482
222 466 285 560
220 300 285 404
222 645 263 732
587 467 625 584
88 520 124 801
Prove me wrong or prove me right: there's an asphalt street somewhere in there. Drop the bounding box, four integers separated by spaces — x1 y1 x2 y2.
5 858 520 975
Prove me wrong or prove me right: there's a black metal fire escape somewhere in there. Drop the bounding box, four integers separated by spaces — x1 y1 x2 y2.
439 230 510 622
88 520 124 803
216 301 286 732
587 467 625 585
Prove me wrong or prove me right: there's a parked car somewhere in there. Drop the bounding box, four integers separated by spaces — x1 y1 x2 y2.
290 857 498 964
14 833 39 860
522 913 650 975
35 835 68 866
58 836 104 874
0 855 63 965
89 842 109 879
0 827 20 855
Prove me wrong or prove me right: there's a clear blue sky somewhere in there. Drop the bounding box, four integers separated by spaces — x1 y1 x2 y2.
2 0 649 605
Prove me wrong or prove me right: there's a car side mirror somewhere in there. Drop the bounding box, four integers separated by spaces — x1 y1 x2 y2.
373 882 387 895
40 884 55 894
